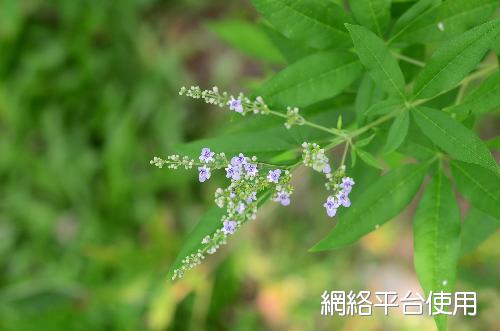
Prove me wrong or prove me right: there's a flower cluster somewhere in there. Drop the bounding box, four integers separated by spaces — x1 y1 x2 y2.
301 142 355 218
160 147 293 280
284 107 305 129
302 142 331 173
322 164 355 217
179 86 270 116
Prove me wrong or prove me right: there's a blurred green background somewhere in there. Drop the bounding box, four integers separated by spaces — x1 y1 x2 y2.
0 1 498 330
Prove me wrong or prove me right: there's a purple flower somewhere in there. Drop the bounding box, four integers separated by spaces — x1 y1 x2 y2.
198 166 211 182
222 220 237 235
246 191 257 203
244 163 258 177
341 177 355 193
199 147 215 163
323 164 331 174
324 196 340 218
336 191 351 208
236 202 246 214
273 191 290 206
228 97 243 113
225 165 242 181
231 153 247 166
267 169 281 183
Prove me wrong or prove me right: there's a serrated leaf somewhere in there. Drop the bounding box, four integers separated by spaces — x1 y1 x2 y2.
389 0 498 45
355 74 386 123
251 0 353 49
207 19 285 64
346 24 406 99
412 107 497 172
348 0 391 36
310 163 427 250
356 148 383 169
450 161 500 219
384 111 410 153
447 71 500 117
412 19 500 100
413 168 461 331
256 50 362 108
461 207 500 255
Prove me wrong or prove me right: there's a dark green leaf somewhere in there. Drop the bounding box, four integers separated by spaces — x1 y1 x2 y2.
391 0 441 39
355 74 385 123
412 107 497 171
412 19 500 100
311 163 428 250
413 169 461 331
451 161 500 219
256 50 362 108
348 0 391 36
262 25 314 63
389 0 499 45
364 99 402 117
251 0 353 49
384 110 410 153
346 24 406 99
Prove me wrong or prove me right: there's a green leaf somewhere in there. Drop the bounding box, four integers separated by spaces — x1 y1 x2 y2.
256 50 363 108
167 206 226 280
384 110 410 153
207 19 285 64
450 161 500 219
348 0 391 36
412 107 497 172
389 0 499 45
413 168 461 331
356 133 376 148
391 0 441 39
311 163 427 250
355 74 386 123
261 25 314 63
346 24 406 99
364 99 402 117
461 207 500 255
356 148 383 169
446 71 500 117
251 0 353 49
412 19 500 100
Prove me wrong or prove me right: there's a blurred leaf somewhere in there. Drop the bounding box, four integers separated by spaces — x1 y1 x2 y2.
413 168 460 331
256 50 362 108
346 24 406 99
261 25 314 63
413 107 497 172
450 161 500 219
461 207 500 255
251 0 353 49
207 19 285 64
364 99 402 117
389 0 498 45
412 19 500 100
311 163 428 250
356 148 383 169
383 110 409 153
348 0 391 36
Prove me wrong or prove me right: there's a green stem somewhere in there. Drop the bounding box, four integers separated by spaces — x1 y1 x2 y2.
393 52 425 67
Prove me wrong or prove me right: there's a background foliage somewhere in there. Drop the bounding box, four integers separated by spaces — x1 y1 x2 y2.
0 1 498 331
